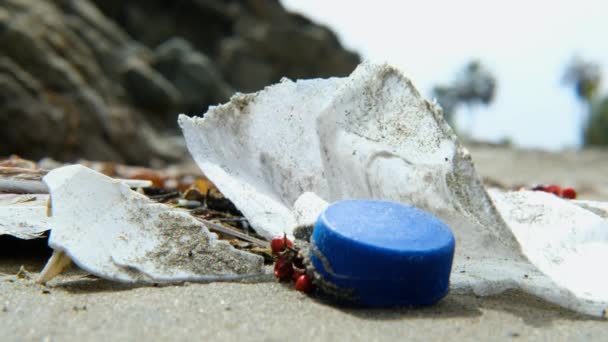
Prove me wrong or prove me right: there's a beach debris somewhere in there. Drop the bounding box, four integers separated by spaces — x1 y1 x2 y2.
0 166 48 194
270 235 294 255
294 274 314 293
0 156 156 194
180 62 505 241
38 165 264 284
309 200 455 306
572 199 608 217
37 250 72 284
0 156 240 243
179 62 608 316
489 189 608 311
0 164 152 195
270 234 314 293
0 194 50 239
0 163 152 240
531 184 577 199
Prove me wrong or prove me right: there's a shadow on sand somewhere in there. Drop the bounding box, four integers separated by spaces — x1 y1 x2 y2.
295 284 602 327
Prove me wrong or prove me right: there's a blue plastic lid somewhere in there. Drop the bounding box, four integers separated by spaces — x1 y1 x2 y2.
310 199 455 307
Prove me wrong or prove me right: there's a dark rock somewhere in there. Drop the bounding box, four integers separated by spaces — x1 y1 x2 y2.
0 0 184 164
91 0 360 91
122 60 181 114
0 0 359 164
152 38 232 114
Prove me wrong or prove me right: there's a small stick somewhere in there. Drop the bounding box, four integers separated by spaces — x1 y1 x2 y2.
0 179 48 194
216 217 249 223
148 191 181 201
0 166 47 178
0 176 152 194
37 250 72 284
195 217 268 248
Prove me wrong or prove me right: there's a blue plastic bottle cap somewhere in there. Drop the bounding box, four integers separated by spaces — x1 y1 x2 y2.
310 199 455 307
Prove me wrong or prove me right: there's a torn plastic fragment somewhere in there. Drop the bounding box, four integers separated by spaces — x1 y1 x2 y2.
180 62 508 242
0 172 152 241
0 194 50 239
179 62 608 316
572 200 608 218
489 190 608 310
42 165 264 283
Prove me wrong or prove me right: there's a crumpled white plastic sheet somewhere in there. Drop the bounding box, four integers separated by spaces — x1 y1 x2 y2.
180 62 608 316
41 165 264 283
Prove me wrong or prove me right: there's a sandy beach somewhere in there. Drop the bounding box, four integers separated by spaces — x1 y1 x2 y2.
1 145 607 341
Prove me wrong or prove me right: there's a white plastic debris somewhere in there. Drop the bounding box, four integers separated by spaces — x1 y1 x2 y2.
179 62 509 241
293 192 330 228
0 194 50 239
573 199 608 217
180 76 343 239
180 62 608 316
0 174 154 241
489 190 608 312
42 165 263 283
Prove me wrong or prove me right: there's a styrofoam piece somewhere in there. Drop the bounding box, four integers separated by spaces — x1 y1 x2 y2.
179 62 608 316
43 165 264 283
0 194 50 239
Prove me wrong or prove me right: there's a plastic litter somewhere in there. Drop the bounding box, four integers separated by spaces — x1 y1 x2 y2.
0 194 50 239
39 165 264 283
310 199 455 306
180 62 608 316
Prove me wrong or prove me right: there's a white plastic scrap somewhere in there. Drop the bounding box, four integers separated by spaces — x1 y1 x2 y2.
43 165 264 283
489 190 608 312
179 62 509 241
0 194 50 239
180 62 608 316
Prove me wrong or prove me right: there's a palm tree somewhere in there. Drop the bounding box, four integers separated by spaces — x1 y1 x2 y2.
433 60 496 136
563 57 608 146
563 57 601 103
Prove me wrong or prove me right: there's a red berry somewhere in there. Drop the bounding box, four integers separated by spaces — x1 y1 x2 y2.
291 269 304 282
295 274 314 293
273 257 294 281
544 185 561 196
269 235 294 255
270 237 285 255
560 187 577 199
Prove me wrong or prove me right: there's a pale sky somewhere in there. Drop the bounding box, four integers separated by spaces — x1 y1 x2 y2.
282 0 608 150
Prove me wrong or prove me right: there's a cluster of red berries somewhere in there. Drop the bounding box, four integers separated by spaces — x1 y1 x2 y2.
532 184 577 199
270 235 314 293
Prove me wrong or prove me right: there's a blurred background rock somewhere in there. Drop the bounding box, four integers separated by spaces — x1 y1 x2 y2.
0 0 359 165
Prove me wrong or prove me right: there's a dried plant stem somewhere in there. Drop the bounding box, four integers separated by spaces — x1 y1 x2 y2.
196 218 268 248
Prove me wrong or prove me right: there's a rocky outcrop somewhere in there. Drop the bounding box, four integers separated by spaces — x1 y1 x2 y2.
92 0 360 92
0 0 359 164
